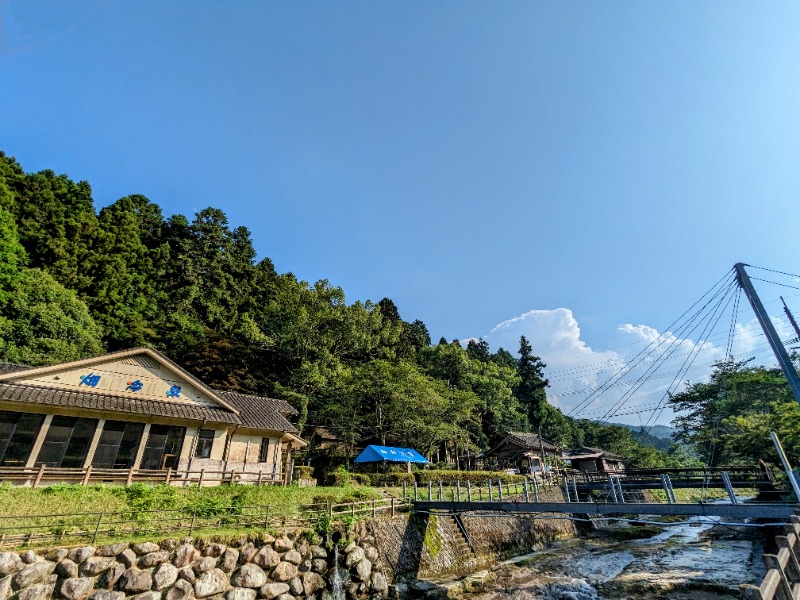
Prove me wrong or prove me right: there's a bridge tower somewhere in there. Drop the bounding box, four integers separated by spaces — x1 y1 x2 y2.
734 263 800 405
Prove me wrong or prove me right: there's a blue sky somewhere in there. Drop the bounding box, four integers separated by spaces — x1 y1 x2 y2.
2 2 800 423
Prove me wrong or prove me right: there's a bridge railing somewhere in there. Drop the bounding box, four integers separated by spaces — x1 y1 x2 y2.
573 466 771 485
740 511 800 600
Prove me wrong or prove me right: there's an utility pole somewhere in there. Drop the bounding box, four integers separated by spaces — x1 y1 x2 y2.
781 297 800 345
734 263 800 405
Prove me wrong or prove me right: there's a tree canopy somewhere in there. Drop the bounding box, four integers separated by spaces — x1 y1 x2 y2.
0 150 710 467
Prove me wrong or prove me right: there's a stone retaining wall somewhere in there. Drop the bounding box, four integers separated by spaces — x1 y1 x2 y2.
0 532 388 600
0 491 575 600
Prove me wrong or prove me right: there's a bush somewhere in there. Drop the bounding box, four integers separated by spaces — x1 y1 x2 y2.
350 473 370 485
324 466 351 487
414 470 526 485
123 484 177 520
365 472 414 486
294 466 315 480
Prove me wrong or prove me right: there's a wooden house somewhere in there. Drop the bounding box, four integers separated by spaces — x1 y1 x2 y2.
0 348 305 485
567 446 626 474
484 431 560 474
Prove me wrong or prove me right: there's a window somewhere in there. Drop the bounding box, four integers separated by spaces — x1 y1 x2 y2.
0 411 44 466
259 438 270 463
140 425 186 470
36 416 98 468
195 429 215 459
92 421 145 469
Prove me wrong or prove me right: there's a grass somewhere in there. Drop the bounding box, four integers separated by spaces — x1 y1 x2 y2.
0 482 384 550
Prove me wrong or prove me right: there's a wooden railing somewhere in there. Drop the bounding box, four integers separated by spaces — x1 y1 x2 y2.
0 465 285 487
0 496 410 550
740 510 800 599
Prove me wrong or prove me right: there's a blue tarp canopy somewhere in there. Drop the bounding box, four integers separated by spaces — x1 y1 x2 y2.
353 445 429 464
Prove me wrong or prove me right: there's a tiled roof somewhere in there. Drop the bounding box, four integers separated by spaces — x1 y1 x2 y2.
0 361 299 434
506 431 559 451
568 446 624 461
0 382 240 424
215 390 298 433
0 363 33 375
0 381 298 433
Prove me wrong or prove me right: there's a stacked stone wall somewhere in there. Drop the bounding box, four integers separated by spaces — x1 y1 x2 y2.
0 496 575 600
0 533 388 600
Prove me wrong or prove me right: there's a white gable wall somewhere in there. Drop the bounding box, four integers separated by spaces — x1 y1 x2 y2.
16 355 222 408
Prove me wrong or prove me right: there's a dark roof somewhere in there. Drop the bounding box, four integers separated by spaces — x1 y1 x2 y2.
568 446 624 461
311 426 337 441
0 361 299 434
215 390 298 433
0 382 297 433
0 363 33 375
505 431 559 452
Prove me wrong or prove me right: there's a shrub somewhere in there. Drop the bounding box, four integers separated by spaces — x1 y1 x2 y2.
324 466 351 487
294 466 314 480
414 470 526 485
366 472 414 486
350 473 370 486
123 484 177 519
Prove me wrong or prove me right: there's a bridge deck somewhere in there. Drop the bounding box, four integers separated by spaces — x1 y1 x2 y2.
413 500 798 519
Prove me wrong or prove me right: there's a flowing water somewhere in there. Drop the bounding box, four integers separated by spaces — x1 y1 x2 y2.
424 513 765 600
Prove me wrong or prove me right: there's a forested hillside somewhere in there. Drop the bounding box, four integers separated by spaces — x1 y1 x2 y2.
2 150 774 468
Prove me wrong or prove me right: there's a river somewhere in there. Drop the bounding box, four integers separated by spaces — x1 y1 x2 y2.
415 513 767 599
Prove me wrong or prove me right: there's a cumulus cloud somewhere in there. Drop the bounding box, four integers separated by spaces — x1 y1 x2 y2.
468 308 793 426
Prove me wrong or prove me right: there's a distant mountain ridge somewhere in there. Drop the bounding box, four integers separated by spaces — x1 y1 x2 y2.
593 421 676 451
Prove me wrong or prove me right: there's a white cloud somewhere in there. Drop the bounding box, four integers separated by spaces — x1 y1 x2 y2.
469 308 794 427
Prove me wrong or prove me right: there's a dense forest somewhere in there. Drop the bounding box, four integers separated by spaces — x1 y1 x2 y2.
1 151 794 468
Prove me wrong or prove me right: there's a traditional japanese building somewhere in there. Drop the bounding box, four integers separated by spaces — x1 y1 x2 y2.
483 431 560 474
566 446 626 474
0 348 305 484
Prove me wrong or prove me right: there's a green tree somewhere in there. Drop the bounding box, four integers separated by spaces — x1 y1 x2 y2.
0 268 104 365
515 336 549 426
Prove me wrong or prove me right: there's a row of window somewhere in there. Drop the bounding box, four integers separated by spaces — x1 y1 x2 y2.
0 411 275 469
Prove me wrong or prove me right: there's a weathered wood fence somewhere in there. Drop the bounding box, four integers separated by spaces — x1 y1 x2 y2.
740 510 800 599
0 496 410 550
0 465 285 487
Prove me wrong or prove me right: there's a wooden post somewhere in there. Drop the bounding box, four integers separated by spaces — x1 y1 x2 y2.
438 481 443 501
82 465 93 486
488 480 493 502
498 480 503 502
390 497 395 517
523 479 530 503
198 469 205 487
776 535 800 582
92 512 105 545
372 499 376 518
257 470 263 486
763 553 793 600
428 481 432 501
165 468 172 485
456 480 461 502
33 464 45 488
467 480 472 502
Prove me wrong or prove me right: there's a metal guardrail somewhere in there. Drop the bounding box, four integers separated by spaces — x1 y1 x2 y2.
740 510 800 600
0 465 286 487
0 496 411 550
